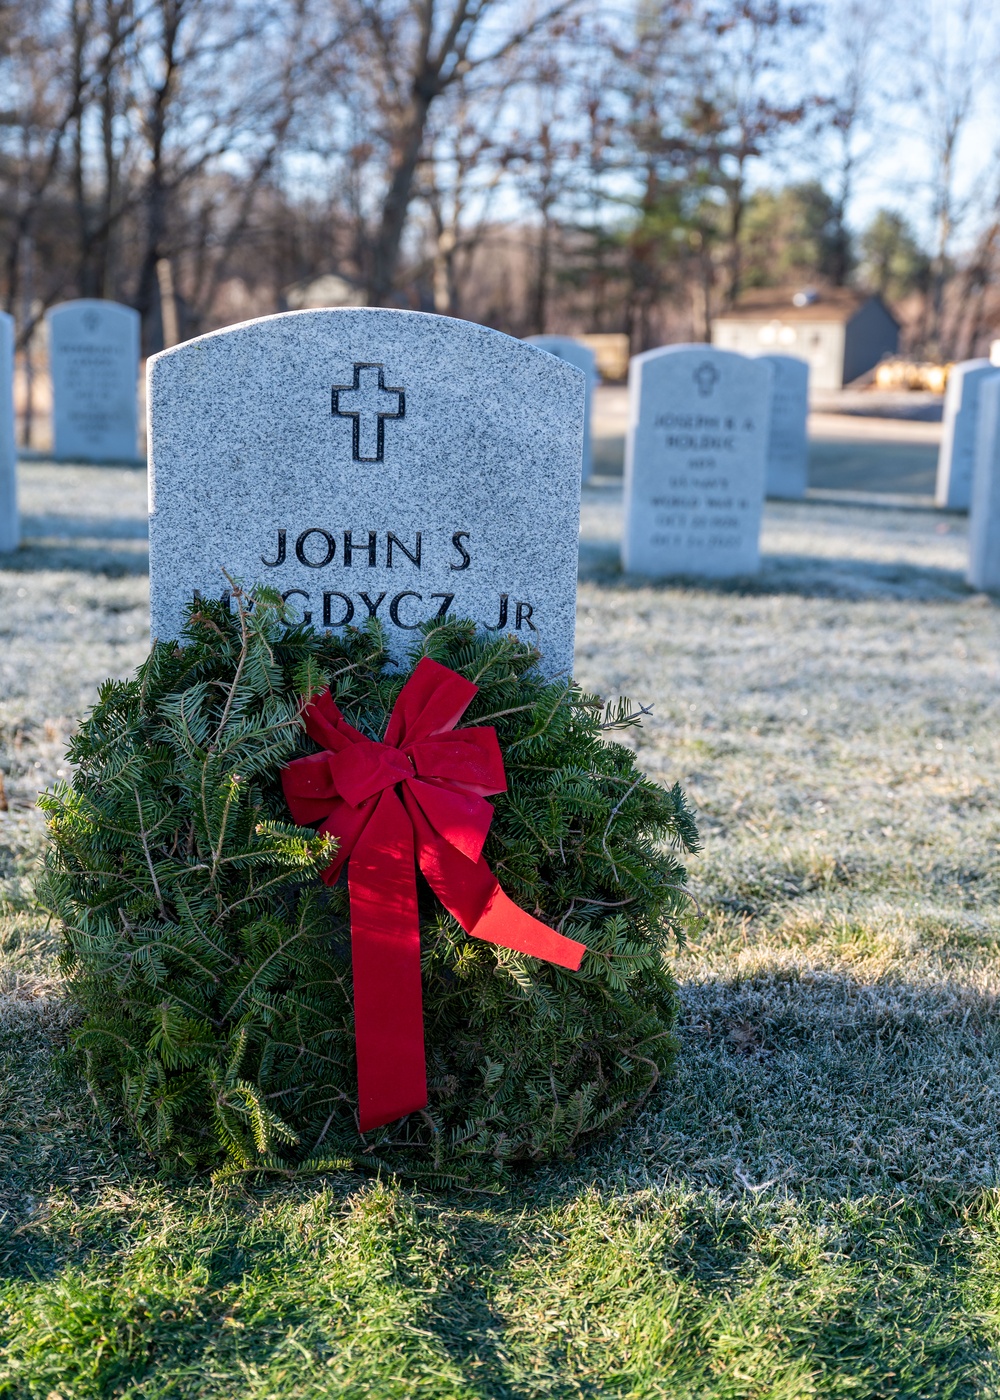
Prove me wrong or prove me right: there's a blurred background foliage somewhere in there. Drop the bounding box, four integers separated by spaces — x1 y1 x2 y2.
0 0 995 359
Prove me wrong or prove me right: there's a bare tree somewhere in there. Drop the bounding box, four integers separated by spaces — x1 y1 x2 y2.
816 0 884 286
419 83 515 316
328 0 579 305
696 0 813 305
602 0 812 334
103 0 330 346
18 0 1000 357
0 0 91 326
69 0 138 299
904 0 993 354
506 44 583 335
944 150 1000 359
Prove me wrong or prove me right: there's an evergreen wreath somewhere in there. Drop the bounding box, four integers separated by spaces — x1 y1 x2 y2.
41 589 700 1182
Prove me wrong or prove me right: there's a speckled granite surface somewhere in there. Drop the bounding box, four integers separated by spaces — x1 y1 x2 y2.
148 309 584 677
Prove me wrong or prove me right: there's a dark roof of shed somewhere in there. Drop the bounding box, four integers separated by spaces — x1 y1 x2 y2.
714 287 898 326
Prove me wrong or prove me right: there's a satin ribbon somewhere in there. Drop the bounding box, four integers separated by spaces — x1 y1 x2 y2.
281 656 586 1132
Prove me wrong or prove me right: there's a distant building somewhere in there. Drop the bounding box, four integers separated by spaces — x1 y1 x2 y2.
579 333 630 383
711 287 899 391
282 273 367 311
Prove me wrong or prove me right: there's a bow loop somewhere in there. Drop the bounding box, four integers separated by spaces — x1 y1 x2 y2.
282 656 586 1133
283 750 342 826
383 656 478 747
302 689 367 752
408 730 506 795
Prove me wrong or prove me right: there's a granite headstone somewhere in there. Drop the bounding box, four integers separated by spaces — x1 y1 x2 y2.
967 375 1000 590
0 311 17 551
526 336 597 477
936 358 1000 510
623 345 772 577
757 353 808 499
47 298 140 462
148 308 585 676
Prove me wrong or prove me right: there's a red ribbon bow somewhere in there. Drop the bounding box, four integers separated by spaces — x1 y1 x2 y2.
281 656 586 1132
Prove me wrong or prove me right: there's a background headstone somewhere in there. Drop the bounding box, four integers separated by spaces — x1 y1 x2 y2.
149 308 585 676
623 345 772 577
757 353 809 499
526 336 597 477
47 299 140 462
935 358 1000 510
968 375 1000 590
0 311 17 551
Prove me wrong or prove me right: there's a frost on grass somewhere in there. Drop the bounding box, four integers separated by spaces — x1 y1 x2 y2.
3 466 1000 1390
3 470 1000 1203
575 521 1000 1204
0 464 151 1215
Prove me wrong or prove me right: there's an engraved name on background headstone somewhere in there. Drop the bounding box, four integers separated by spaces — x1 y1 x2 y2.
623 345 772 577
936 359 1000 510
148 309 585 676
47 299 140 462
757 353 809 499
0 310 17 552
526 336 597 478
967 375 1000 590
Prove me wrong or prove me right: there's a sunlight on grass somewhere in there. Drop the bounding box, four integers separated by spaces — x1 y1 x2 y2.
2 1174 998 1396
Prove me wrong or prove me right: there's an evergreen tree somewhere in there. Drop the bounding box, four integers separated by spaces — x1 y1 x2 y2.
859 209 930 302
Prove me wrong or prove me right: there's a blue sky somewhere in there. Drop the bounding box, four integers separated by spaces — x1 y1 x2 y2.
784 0 999 252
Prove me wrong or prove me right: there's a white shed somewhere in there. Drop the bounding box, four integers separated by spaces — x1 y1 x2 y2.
711 287 899 391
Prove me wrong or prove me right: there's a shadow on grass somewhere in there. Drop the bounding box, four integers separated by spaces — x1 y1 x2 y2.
580 542 974 601
19 514 148 541
0 539 149 576
406 1213 532 1399
17 451 147 470
581 962 1000 1208
4 950 1000 1393
6 959 1000 1229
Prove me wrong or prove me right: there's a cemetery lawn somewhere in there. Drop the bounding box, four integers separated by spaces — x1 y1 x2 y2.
4 466 1000 1397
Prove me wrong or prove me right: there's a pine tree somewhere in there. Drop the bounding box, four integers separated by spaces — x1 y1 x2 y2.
41 589 700 1181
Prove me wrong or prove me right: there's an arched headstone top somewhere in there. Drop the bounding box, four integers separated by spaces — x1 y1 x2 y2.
148 308 585 675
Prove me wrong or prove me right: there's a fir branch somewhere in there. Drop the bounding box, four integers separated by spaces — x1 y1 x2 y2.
601 776 643 883
212 575 252 743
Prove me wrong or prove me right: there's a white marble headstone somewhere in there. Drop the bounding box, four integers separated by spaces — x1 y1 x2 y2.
967 375 1000 590
936 359 1000 510
526 336 597 477
0 311 17 552
757 353 808 499
623 346 772 577
148 309 585 676
47 299 140 462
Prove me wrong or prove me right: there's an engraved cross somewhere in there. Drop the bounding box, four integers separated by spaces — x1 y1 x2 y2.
331 363 405 462
693 362 720 397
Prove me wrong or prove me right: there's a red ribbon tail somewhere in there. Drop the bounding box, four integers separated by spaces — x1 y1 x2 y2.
406 792 586 971
466 880 586 970
347 790 428 1133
